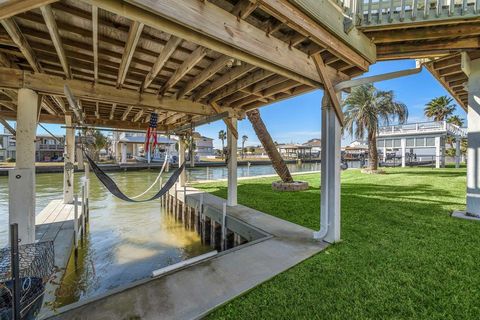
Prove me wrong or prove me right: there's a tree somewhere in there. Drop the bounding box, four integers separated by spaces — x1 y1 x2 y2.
83 129 108 161
447 115 463 127
247 109 293 183
424 96 456 121
343 84 408 172
218 130 226 159
241 135 248 159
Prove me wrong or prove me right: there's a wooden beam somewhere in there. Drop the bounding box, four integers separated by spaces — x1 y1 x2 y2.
88 0 348 87
132 109 144 122
121 106 133 121
369 24 480 44
231 0 258 20
312 54 344 125
0 110 167 130
95 101 100 118
176 55 234 99
109 103 116 120
193 63 255 101
92 5 98 83
209 69 273 103
51 95 66 113
1 18 43 72
118 20 144 87
164 113 184 125
377 38 480 58
0 0 58 20
158 46 209 96
259 0 371 68
230 79 299 108
143 35 182 90
40 4 71 78
0 115 16 135
0 67 235 116
211 101 238 139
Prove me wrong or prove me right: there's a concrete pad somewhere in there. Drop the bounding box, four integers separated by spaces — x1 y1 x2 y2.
452 210 480 221
46 189 327 320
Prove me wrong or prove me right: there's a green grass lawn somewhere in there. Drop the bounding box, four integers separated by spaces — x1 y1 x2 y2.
193 167 480 319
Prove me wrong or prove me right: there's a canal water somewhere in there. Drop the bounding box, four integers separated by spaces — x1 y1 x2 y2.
0 162 319 307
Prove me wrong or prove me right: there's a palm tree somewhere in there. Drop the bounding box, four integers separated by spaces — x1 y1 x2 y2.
247 109 293 183
343 84 408 172
447 115 463 127
218 130 226 159
241 135 248 159
424 96 456 121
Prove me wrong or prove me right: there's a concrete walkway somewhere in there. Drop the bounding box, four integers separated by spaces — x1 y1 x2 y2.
47 189 327 320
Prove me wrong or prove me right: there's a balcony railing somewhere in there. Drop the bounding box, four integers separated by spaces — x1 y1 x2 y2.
333 0 479 27
38 144 64 151
378 121 467 137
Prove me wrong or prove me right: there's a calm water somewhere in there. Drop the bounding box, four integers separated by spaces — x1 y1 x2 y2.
0 162 320 306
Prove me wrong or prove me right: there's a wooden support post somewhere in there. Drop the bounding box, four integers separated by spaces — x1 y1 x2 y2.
221 202 227 251
179 138 186 187
9 88 38 244
63 115 75 203
467 58 480 216
74 194 79 252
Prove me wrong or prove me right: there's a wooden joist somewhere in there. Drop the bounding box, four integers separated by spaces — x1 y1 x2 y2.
158 46 209 96
90 0 348 87
1 18 43 72
121 106 133 121
193 64 255 101
231 0 258 20
143 35 182 90
0 0 58 20
117 20 144 87
0 67 235 116
40 4 71 78
176 55 234 99
209 69 274 103
109 103 116 120
132 109 144 122
91 5 98 82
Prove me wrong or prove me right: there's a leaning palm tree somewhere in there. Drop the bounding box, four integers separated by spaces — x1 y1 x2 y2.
343 84 408 172
247 109 293 183
424 96 456 121
218 130 226 159
447 115 463 127
241 135 248 159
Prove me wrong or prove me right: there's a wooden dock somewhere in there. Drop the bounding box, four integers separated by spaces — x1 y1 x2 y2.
35 199 83 317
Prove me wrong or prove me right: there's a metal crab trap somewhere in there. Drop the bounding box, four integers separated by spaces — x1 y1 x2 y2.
0 225 54 320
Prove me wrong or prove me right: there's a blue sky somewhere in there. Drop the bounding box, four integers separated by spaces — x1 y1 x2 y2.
1 59 466 148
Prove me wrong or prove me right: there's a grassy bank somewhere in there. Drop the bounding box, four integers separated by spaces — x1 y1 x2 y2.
194 167 479 319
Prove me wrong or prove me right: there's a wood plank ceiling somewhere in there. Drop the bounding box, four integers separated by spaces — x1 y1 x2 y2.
0 0 368 131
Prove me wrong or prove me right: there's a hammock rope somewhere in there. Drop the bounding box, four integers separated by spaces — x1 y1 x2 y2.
130 153 169 199
83 151 184 203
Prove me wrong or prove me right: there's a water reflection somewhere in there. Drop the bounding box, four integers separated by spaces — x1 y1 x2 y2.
0 162 320 307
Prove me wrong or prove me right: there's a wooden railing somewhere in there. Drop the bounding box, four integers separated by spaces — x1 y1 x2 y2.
333 0 480 26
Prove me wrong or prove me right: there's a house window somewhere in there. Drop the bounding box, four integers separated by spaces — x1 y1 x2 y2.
406 138 415 147
393 139 401 148
385 139 392 147
426 137 435 147
416 138 425 147
377 139 384 148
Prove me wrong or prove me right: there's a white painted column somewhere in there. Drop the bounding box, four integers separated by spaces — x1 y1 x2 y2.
383 147 387 162
121 143 127 164
401 138 406 167
435 136 441 169
63 115 75 204
318 96 341 243
455 136 461 169
227 118 238 207
466 58 480 216
179 137 186 187
9 88 38 244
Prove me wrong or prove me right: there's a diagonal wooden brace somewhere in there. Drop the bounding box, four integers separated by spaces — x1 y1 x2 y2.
312 54 344 126
211 102 238 139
